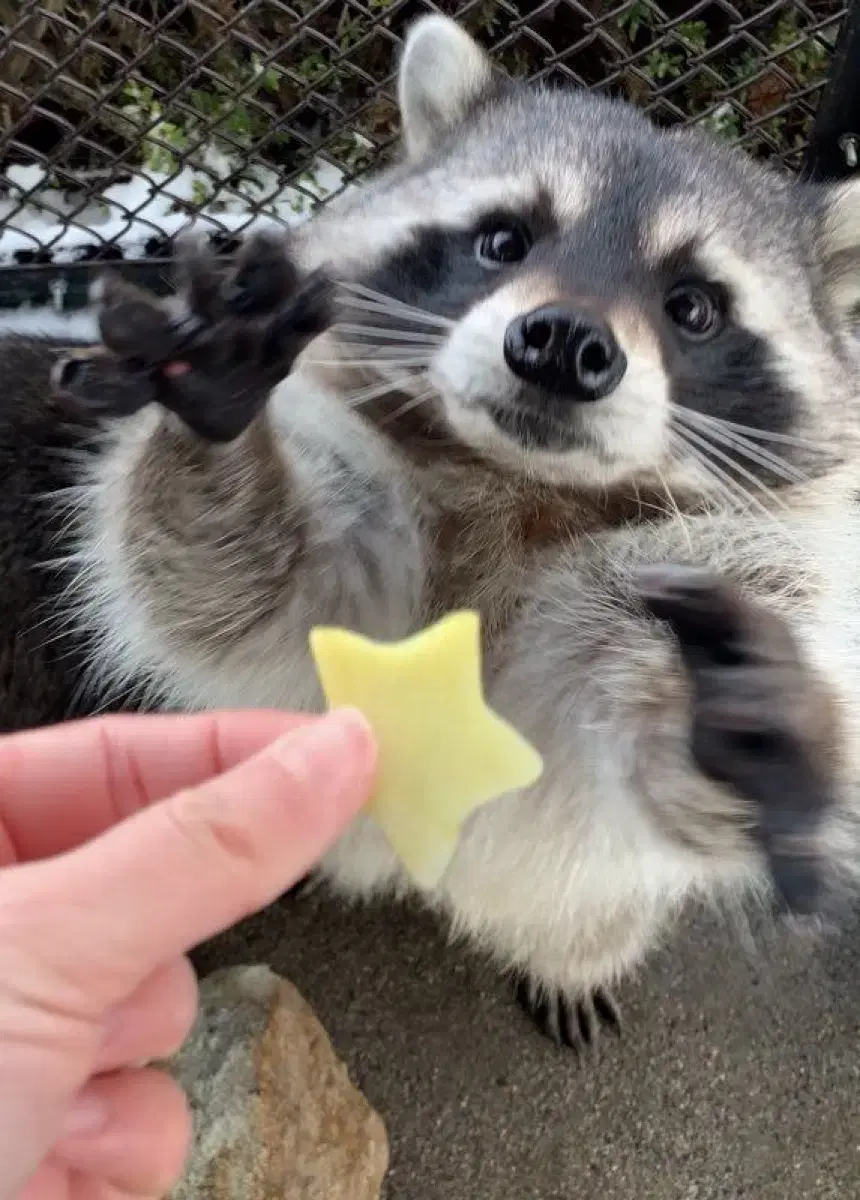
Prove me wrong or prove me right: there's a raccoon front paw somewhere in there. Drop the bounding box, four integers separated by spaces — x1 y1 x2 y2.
51 232 333 443
636 564 836 916
515 975 621 1054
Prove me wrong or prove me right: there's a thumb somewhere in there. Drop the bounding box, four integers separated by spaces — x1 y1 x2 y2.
2 707 376 1014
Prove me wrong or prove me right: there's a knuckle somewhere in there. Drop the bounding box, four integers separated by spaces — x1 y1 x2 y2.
163 784 265 873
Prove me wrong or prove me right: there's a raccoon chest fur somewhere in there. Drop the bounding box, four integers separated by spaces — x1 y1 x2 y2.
417 460 677 650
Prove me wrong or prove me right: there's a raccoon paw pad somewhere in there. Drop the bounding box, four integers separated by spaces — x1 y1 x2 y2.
50 351 158 417
636 562 836 918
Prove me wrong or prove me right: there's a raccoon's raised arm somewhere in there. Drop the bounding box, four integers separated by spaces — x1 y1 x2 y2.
489 521 853 918
58 237 428 707
53 234 333 440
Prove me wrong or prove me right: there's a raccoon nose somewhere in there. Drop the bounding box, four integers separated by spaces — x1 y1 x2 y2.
503 305 626 402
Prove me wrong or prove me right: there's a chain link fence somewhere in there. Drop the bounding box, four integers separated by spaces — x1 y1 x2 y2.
0 0 852 306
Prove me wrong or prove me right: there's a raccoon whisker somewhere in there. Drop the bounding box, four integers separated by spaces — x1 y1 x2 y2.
654 467 695 556
709 433 806 486
304 354 433 370
336 281 452 321
331 353 434 373
336 293 446 323
670 430 748 516
331 322 446 346
333 339 438 358
670 420 792 514
336 282 454 329
671 407 807 485
684 410 831 454
333 341 436 362
677 431 791 524
343 374 426 409
628 479 642 520
377 387 437 427
336 300 451 334
670 428 800 545
673 407 808 482
624 486 681 522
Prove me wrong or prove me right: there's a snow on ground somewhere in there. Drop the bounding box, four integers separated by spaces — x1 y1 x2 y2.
0 306 99 338
0 148 358 330
0 149 355 275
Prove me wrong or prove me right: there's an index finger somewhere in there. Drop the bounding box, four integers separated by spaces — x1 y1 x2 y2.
0 710 316 865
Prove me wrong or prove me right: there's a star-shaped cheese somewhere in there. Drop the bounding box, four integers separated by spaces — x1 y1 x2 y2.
308 611 544 888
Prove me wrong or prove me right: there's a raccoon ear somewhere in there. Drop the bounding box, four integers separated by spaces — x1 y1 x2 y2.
398 16 495 161
817 179 860 321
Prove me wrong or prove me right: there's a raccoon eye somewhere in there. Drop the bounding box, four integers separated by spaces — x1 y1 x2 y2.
665 283 724 341
475 220 532 269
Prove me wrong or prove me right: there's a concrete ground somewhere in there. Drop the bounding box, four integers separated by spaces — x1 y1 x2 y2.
192 891 860 1200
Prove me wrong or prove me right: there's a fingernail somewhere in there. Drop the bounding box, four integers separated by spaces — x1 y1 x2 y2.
269 708 377 800
61 1090 108 1138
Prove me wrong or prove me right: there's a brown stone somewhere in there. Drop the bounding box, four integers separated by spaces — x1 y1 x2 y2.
165 965 389 1200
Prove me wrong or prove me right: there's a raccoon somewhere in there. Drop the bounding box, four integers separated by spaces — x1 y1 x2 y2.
0 320 141 733
36 15 860 1050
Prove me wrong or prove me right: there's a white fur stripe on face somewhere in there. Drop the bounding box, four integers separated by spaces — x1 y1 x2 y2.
297 174 542 277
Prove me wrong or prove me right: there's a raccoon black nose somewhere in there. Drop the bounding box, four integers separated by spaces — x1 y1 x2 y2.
503 305 626 402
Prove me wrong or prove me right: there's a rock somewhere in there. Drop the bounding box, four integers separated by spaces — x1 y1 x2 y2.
165 965 389 1200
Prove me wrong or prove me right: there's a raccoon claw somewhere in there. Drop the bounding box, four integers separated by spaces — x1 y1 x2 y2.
50 351 159 418
634 564 754 665
636 563 836 916
51 271 180 417
516 976 621 1054
221 231 302 317
52 233 334 444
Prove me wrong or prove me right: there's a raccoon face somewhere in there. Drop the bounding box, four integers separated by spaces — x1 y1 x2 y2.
315 16 860 494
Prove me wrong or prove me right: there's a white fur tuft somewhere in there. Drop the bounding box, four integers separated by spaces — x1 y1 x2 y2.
397 15 495 160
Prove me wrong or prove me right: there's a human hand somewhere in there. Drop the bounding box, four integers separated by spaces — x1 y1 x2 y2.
0 707 376 1200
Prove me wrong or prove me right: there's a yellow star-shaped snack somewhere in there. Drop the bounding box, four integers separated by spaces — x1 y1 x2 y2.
308 611 544 888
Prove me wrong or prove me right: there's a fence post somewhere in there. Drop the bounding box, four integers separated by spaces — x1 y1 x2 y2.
803 0 860 181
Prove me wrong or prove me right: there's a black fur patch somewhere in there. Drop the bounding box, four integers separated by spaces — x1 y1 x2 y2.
0 335 143 731
358 224 505 321
357 200 554 322
667 321 799 440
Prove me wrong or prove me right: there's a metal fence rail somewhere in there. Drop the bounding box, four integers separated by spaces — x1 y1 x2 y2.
0 0 853 306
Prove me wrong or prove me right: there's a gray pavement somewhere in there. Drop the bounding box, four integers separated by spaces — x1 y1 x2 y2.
192 891 860 1200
